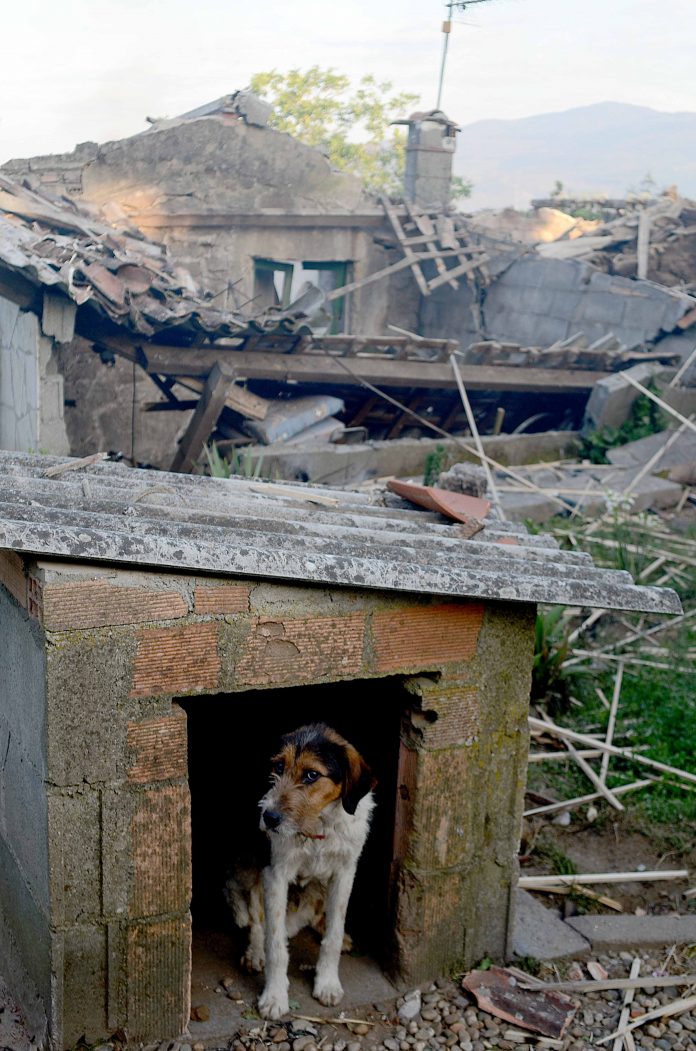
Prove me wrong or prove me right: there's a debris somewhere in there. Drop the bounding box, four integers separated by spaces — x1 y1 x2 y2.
596 993 696 1046
519 869 689 888
387 478 489 532
612 957 640 1051
190 1005 210 1023
523 779 655 818
461 966 576 1039
529 716 696 785
518 970 696 993
437 462 488 497
42 451 108 478
587 961 610 981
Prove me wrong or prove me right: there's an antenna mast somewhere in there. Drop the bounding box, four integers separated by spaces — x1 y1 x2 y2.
436 0 495 110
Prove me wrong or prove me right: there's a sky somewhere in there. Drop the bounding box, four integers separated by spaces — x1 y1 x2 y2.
2 0 696 163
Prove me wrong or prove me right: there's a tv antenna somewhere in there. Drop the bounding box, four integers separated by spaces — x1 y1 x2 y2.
436 0 495 110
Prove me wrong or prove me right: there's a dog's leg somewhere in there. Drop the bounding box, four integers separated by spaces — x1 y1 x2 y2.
258 865 290 1020
241 880 265 973
313 864 356 1006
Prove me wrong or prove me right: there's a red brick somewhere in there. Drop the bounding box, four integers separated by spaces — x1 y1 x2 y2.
371 602 484 672
128 708 188 784
235 613 365 686
42 579 188 630
131 783 191 917
194 583 250 615
0 550 27 609
126 915 191 1040
131 623 220 697
417 681 480 749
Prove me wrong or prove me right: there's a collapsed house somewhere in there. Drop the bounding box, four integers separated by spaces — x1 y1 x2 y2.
1 92 695 484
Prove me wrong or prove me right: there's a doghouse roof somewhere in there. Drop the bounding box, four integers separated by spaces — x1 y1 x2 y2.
0 451 681 614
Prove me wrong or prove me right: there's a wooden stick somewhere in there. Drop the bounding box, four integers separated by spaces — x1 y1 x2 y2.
291 1014 379 1027
529 716 696 783
538 711 625 810
450 352 505 520
600 661 624 785
596 994 696 1046
621 372 696 433
42 452 107 478
525 884 623 911
622 415 694 497
522 779 653 817
528 749 603 763
520 971 696 994
613 958 641 1051
669 344 696 387
519 869 689 887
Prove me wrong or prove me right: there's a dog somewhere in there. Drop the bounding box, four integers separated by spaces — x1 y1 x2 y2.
225 723 376 1020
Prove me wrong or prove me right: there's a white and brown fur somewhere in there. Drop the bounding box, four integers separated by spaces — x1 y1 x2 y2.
226 723 376 1020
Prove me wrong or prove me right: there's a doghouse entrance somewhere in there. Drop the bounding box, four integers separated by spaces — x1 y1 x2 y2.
178 679 408 1035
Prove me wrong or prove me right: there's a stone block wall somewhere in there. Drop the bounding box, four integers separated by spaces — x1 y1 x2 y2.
0 556 534 1048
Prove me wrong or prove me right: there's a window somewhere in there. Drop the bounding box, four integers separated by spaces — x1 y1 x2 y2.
253 258 350 334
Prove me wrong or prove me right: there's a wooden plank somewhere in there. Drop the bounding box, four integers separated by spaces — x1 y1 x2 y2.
427 253 489 292
381 195 431 297
182 375 269 420
404 199 458 290
138 347 608 393
325 248 468 302
170 361 236 473
636 210 651 280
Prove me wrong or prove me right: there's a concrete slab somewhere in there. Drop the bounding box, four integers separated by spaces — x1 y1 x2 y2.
189 924 399 1044
608 428 696 469
583 363 662 433
565 914 696 951
511 890 590 962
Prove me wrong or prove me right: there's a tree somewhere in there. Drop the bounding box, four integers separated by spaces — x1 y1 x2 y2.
249 66 471 201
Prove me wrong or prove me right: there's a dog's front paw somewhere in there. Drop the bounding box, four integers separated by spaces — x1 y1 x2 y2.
313 975 344 1006
258 986 289 1020
241 948 265 973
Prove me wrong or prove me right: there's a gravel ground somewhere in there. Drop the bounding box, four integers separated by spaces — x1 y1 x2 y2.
138 951 696 1051
4 951 695 1050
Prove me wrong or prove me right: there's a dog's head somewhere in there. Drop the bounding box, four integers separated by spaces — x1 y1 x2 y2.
259 723 376 836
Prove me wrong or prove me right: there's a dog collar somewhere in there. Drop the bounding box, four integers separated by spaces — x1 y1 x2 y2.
302 831 326 840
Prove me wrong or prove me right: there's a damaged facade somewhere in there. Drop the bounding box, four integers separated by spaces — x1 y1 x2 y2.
2 93 693 475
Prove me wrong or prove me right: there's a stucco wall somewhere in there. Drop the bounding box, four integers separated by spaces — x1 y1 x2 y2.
0 560 50 1046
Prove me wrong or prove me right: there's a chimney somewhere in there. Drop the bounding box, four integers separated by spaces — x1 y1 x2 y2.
401 110 459 212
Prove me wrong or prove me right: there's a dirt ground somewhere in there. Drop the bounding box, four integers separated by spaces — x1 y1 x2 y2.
522 810 696 914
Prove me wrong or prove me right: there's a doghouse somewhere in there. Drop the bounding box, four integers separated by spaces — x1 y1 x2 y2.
0 451 680 1049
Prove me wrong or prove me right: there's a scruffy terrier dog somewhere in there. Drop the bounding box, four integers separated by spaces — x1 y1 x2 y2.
226 723 376 1020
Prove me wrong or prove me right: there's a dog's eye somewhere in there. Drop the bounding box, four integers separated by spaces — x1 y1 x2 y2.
303 769 320 784
272 760 284 776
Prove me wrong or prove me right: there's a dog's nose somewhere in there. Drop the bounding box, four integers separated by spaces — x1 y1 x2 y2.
262 809 282 830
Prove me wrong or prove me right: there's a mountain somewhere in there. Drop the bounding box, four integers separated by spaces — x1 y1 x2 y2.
454 101 696 211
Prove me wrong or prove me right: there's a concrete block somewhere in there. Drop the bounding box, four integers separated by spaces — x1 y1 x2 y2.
512 890 590 960
499 491 560 523
566 914 696 951
46 630 138 786
48 788 102 925
127 708 188 784
608 428 696 469
577 293 626 326
2 739 49 910
550 290 583 317
583 363 662 432
61 924 108 1046
624 472 684 511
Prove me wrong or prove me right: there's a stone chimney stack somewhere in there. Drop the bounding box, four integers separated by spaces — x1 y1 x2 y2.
401 110 459 212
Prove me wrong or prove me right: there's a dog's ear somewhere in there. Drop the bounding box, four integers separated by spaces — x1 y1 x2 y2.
341 743 377 815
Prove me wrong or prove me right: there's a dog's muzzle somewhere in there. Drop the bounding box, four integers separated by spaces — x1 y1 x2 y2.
261 808 283 831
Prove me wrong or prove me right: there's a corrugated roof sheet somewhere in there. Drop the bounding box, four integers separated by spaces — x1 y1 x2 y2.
0 452 681 615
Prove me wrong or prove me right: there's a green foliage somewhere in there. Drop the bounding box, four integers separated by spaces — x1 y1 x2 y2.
423 443 447 486
249 66 418 195
532 606 573 709
580 390 668 465
451 174 473 201
250 66 473 200
535 840 577 876
204 443 265 479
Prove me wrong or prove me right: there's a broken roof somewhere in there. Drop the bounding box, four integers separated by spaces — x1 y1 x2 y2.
0 175 256 340
0 452 681 614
